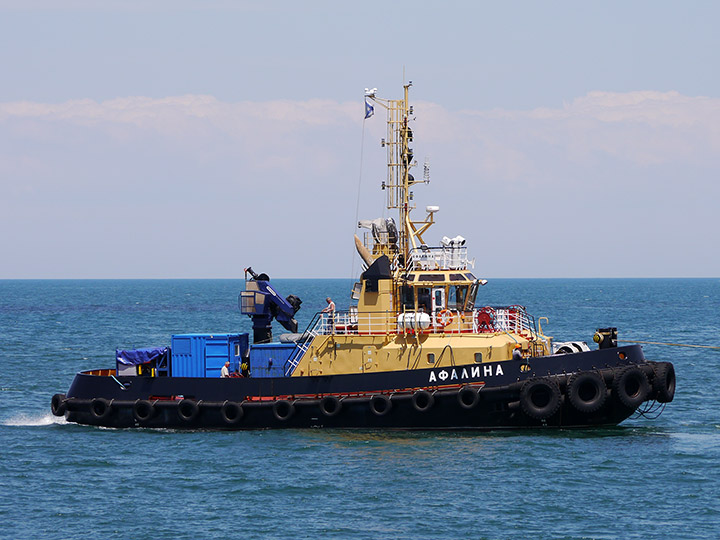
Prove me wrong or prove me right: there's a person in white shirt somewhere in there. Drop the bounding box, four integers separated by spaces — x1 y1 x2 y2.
322 297 335 314
322 297 336 333
221 361 230 378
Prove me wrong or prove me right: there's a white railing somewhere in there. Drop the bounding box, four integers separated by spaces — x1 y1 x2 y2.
284 315 324 375
284 306 538 374
323 310 392 335
303 307 536 337
491 307 535 334
409 246 469 270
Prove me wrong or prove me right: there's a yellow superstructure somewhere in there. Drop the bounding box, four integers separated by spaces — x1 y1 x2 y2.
290 83 552 377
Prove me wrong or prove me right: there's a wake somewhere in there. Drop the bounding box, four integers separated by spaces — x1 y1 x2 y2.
3 412 68 427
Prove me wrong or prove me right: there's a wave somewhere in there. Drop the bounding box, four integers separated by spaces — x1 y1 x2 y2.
2 412 68 427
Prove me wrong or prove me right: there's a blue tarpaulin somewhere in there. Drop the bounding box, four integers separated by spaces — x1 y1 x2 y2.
116 347 168 365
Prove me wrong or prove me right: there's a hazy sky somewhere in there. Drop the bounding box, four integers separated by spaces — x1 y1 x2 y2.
1 1 718 279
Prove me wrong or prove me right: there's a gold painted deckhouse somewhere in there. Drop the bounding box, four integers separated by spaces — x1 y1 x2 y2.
282 83 550 378
52 83 675 430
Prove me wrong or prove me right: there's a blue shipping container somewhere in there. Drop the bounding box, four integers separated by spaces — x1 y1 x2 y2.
171 333 249 377
249 343 296 378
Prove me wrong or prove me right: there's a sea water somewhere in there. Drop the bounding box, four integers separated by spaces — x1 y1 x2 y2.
1 278 718 540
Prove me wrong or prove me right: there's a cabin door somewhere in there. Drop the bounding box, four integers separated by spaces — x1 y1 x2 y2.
432 287 445 314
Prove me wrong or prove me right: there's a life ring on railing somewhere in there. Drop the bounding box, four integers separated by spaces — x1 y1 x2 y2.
436 309 454 327
476 307 496 333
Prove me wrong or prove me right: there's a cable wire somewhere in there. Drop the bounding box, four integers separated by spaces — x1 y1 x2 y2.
351 117 367 282
619 340 720 350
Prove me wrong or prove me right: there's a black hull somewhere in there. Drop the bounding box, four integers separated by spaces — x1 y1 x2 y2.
52 345 675 430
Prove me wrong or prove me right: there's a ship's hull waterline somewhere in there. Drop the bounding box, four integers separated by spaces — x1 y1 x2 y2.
52 345 675 430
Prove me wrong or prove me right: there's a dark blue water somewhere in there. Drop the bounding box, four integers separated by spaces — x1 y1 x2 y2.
1 279 719 539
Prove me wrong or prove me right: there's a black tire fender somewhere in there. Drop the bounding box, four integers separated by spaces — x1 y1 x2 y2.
273 399 295 421
51 394 67 416
457 386 479 410
412 390 435 412
520 378 561 420
319 396 342 417
177 399 200 422
567 371 607 413
652 362 676 403
220 401 244 424
90 397 113 420
613 366 650 408
133 399 155 422
369 394 392 416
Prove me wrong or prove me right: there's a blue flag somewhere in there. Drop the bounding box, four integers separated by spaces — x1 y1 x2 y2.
364 99 374 119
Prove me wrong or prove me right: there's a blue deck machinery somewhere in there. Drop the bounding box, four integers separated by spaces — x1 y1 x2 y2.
238 267 303 344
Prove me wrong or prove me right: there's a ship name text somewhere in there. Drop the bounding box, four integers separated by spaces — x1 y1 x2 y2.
428 364 504 383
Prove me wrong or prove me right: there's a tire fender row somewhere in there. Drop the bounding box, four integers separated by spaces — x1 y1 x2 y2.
50 361 674 425
49 387 478 425
516 361 675 420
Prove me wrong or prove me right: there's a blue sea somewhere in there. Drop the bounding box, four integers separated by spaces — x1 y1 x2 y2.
1 278 719 540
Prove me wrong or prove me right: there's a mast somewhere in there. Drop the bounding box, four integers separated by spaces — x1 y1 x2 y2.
367 82 433 272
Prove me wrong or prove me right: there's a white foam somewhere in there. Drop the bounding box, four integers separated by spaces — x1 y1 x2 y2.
3 412 68 427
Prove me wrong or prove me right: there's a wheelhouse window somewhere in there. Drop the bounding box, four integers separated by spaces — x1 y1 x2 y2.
434 289 444 310
448 285 468 310
466 281 479 311
400 285 415 310
417 287 431 313
418 274 445 282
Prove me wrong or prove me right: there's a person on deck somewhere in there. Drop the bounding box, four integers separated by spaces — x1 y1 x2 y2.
322 297 335 314
322 297 336 333
221 361 230 378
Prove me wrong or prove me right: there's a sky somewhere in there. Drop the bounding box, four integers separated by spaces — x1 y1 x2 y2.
1 1 718 279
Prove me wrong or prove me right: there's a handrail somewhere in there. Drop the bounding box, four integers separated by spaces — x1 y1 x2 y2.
408 246 469 270
282 305 542 376
283 312 324 376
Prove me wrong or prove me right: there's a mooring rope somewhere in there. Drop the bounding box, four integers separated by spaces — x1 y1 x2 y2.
619 340 720 350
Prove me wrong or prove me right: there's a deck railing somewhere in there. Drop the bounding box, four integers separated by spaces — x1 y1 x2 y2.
409 246 469 270
491 306 536 334
283 305 538 375
294 306 536 339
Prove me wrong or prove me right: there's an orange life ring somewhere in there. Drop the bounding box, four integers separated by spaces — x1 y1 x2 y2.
436 309 454 327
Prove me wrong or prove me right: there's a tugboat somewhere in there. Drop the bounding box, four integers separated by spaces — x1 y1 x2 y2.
51 83 675 430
